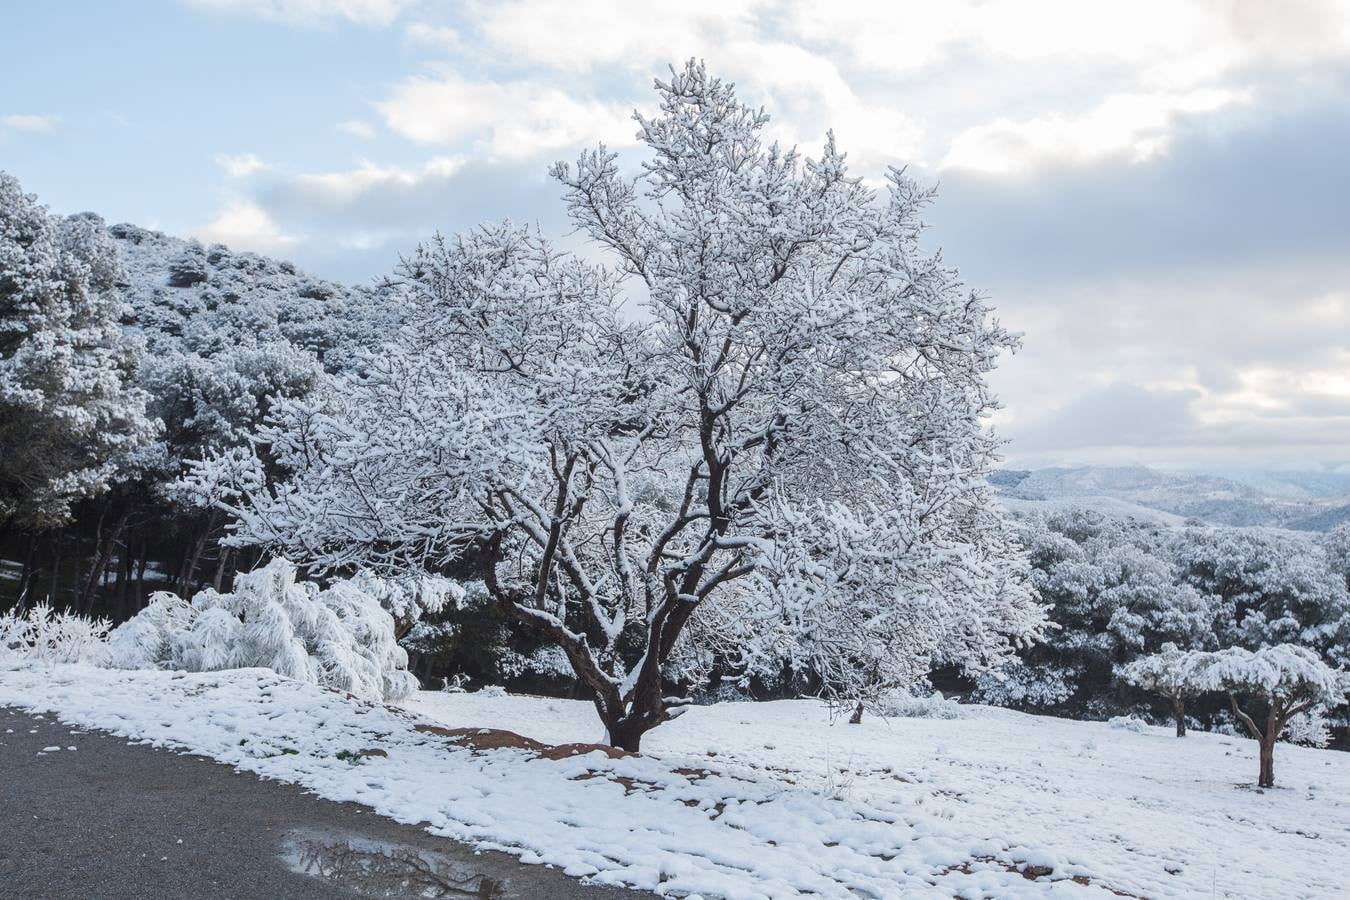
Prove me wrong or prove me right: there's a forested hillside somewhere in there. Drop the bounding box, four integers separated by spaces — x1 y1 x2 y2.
1 181 406 620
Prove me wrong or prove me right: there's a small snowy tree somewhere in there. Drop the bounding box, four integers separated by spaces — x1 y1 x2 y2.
206 62 1046 750
1119 642 1209 736
1200 644 1347 788
0 173 155 528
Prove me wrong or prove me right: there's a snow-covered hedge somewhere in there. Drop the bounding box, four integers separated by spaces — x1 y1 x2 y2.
96 559 425 700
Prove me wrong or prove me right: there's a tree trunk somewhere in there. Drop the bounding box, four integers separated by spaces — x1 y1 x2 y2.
134 540 148 609
849 701 865 725
114 535 135 619
1258 738 1275 788
80 506 130 615
16 532 39 609
1171 697 1186 737
607 716 647 754
212 546 233 592
48 529 63 606
178 512 217 598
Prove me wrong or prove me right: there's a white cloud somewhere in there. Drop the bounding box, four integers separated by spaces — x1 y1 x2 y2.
432 0 1350 178
192 200 299 253
215 152 270 177
942 88 1248 174
990 255 1350 467
337 119 376 138
469 0 764 73
403 22 462 51
1 114 59 133
286 156 466 206
378 73 636 158
187 0 408 25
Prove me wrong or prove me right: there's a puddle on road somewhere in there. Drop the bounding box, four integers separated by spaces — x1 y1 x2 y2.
282 828 507 899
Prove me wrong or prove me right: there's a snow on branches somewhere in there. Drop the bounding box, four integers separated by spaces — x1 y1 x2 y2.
205 61 1046 750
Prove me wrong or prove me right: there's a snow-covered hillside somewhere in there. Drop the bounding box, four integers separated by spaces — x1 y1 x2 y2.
994 465 1350 531
3 665 1346 899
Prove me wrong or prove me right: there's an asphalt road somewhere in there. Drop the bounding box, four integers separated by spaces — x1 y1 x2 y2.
0 706 650 899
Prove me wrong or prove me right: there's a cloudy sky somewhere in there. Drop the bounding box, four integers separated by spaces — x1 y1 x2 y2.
4 0 1349 471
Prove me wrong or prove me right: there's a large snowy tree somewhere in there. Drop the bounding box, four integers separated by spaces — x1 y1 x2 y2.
0 173 155 531
202 63 1045 750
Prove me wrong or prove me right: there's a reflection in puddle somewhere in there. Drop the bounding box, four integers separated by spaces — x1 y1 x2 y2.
282 828 506 898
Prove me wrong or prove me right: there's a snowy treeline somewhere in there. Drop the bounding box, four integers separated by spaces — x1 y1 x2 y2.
977 508 1350 743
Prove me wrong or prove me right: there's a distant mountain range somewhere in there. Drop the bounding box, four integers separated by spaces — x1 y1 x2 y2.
991 465 1350 531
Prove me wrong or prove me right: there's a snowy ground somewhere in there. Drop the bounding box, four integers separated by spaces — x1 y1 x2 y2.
3 664 1347 899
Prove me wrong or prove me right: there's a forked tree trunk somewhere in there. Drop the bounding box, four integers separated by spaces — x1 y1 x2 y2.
178 511 218 598
212 547 233 592
1229 691 1290 789
80 506 130 615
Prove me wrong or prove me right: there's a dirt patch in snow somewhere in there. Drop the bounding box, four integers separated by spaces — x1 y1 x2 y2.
413 723 632 762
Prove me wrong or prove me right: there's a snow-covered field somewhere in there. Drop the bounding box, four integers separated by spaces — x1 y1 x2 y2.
4 664 1348 899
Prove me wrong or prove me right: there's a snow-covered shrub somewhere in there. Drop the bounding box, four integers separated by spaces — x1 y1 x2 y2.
496 644 573 681
106 559 420 701
0 603 112 666
1282 708 1332 748
1108 715 1149 733
973 660 1075 708
875 691 964 719
106 592 195 669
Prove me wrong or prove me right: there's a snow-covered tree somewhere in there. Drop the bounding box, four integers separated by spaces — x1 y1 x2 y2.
0 173 155 529
1131 643 1348 787
1201 644 1348 787
1119 642 1210 736
206 62 1045 750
